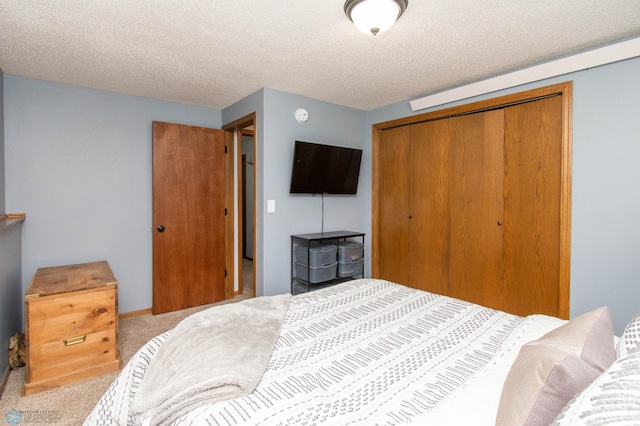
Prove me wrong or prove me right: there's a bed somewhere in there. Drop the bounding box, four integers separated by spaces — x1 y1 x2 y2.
85 278 640 425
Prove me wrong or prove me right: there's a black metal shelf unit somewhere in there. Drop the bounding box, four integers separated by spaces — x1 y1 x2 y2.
291 230 365 295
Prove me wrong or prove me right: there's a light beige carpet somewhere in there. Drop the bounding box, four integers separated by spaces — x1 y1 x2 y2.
0 263 254 426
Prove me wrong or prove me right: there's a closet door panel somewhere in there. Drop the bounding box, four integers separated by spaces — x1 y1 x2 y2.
502 96 563 316
378 126 411 285
449 110 505 310
409 120 451 294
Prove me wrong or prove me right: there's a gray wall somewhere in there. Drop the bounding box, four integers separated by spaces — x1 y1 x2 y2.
221 89 369 297
259 89 368 296
4 56 639 337
0 68 5 212
1 67 23 376
368 56 640 335
0 225 22 375
4 76 222 315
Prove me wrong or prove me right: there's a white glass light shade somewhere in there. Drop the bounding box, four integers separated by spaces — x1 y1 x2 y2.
346 0 407 35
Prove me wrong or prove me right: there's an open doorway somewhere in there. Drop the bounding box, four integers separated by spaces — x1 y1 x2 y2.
240 127 254 296
222 113 256 299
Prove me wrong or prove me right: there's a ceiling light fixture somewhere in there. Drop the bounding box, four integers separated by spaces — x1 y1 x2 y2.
344 0 408 36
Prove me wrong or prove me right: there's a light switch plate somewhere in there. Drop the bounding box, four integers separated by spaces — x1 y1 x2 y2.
267 199 275 213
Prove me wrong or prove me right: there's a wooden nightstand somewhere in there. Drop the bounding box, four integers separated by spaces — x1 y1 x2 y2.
22 261 121 395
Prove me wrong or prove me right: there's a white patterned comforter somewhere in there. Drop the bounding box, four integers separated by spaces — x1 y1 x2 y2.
85 279 564 425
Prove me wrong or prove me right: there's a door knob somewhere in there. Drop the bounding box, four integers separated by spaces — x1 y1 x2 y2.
157 225 165 232
497 221 502 226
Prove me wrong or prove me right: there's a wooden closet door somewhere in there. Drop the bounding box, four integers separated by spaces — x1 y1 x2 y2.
408 120 451 294
502 96 563 316
374 83 571 318
448 110 505 310
378 126 411 285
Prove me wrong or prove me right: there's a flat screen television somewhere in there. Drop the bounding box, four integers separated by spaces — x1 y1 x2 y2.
289 141 363 194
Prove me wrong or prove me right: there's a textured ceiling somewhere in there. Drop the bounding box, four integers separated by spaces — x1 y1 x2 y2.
1 1 640 111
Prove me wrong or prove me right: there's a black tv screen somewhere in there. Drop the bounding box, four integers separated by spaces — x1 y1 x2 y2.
289 141 363 194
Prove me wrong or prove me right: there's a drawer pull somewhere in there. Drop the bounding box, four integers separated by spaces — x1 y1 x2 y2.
64 335 87 346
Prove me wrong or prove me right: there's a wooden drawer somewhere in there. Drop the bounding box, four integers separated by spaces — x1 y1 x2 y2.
23 261 121 395
28 329 118 384
27 287 116 343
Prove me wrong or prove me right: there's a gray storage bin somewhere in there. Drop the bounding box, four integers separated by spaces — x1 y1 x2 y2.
295 261 337 283
295 244 337 267
338 241 364 262
338 258 364 278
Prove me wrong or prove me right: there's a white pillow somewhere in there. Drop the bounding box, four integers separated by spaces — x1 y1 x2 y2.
618 312 640 358
552 355 640 425
496 307 616 426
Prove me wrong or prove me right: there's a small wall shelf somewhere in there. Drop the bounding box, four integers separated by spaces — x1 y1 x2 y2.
0 213 26 234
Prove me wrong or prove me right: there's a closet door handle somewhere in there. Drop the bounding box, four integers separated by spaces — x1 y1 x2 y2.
157 225 165 232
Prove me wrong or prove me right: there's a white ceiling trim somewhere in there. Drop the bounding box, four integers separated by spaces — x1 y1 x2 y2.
409 37 640 112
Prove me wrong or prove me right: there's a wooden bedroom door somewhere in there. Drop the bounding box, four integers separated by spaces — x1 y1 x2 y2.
152 121 227 314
